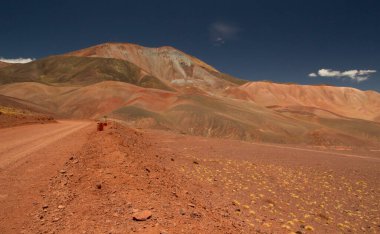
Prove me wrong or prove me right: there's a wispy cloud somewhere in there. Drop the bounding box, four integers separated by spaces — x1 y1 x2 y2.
209 22 241 46
308 73 317 77
0 57 35 64
309 68 376 82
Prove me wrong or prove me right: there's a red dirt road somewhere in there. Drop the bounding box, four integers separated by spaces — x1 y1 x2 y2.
0 121 93 233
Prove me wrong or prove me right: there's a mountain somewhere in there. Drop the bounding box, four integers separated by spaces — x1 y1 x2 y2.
65 43 247 91
0 56 172 90
0 42 379 146
225 81 380 122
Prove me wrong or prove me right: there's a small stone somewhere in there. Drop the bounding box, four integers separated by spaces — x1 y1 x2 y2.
133 210 152 221
193 160 199 165
59 170 66 174
69 156 74 160
52 217 60 222
42 204 48 209
179 208 186 215
190 212 201 218
96 183 102 189
58 205 65 209
188 203 195 208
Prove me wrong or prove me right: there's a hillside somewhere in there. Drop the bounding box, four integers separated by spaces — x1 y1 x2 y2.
0 42 379 146
65 43 247 91
225 81 380 122
0 56 172 90
1 81 379 146
0 61 11 69
0 94 55 128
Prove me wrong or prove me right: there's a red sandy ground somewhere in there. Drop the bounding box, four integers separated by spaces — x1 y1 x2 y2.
0 121 379 233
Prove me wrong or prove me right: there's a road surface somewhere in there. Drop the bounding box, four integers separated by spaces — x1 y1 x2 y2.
0 121 91 169
0 120 93 233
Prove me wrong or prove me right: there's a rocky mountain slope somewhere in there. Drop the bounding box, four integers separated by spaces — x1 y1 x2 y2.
0 42 379 146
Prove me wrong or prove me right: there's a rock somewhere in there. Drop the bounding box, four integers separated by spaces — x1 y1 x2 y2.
179 208 186 215
188 203 195 208
42 204 48 209
193 160 199 165
59 170 66 174
190 212 201 218
58 205 65 209
96 183 102 189
69 156 74 160
52 217 60 222
133 210 152 221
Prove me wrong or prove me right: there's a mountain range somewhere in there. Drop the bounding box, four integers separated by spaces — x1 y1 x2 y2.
1 42 379 146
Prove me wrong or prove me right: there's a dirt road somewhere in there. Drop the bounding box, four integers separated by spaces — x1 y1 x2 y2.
0 121 93 233
0 121 91 169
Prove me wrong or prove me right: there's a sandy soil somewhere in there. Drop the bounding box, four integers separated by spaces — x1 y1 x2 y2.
0 122 379 233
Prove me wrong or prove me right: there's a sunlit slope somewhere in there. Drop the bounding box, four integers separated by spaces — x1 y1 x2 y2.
66 42 247 91
0 56 172 90
226 81 380 122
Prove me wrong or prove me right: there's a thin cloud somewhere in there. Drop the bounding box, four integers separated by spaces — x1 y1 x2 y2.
0 57 35 64
308 73 317 77
309 68 376 82
209 22 241 46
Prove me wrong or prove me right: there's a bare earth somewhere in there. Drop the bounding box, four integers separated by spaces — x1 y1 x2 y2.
0 121 92 233
0 122 379 233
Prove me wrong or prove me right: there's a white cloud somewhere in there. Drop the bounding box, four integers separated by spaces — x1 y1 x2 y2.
309 68 376 82
308 72 317 77
0 57 35 64
209 22 241 46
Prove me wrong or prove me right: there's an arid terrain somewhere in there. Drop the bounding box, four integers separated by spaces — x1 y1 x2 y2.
0 42 379 233
0 121 379 233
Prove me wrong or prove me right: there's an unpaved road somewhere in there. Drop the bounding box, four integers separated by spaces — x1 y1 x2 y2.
0 121 91 169
0 121 93 233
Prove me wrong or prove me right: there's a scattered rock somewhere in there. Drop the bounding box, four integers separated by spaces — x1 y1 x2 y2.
59 170 66 174
58 205 65 209
179 208 186 215
193 160 199 165
190 212 201 218
188 203 195 208
42 204 48 209
96 183 102 189
133 210 152 221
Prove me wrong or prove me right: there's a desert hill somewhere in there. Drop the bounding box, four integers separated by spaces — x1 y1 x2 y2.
65 43 247 91
0 61 11 69
0 94 54 128
225 81 380 122
0 42 379 146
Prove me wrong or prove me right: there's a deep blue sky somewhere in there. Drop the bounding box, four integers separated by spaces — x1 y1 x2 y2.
1 0 379 91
